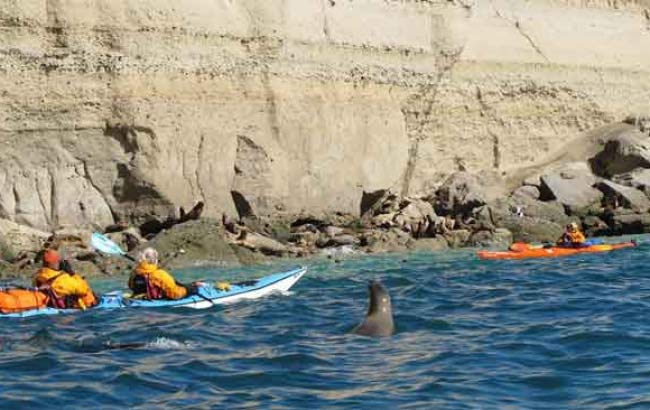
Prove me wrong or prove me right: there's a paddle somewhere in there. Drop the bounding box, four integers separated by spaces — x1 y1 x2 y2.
91 232 136 261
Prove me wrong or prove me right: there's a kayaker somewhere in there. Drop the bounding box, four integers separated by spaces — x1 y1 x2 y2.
34 249 98 310
129 247 193 300
557 222 586 247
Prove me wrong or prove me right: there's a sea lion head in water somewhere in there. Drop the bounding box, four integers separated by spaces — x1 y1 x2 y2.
352 280 395 337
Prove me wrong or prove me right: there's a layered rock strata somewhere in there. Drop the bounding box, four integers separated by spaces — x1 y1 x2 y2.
0 0 649 234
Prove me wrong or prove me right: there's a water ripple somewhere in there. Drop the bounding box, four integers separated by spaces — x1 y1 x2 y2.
0 242 648 408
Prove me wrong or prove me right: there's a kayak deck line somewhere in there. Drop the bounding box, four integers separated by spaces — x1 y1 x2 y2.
477 241 636 260
0 266 307 318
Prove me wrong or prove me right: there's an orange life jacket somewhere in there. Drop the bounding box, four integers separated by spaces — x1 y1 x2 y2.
129 262 187 300
34 267 97 309
0 289 48 314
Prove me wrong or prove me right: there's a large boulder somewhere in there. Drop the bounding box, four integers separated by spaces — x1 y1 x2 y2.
539 163 602 214
142 219 264 267
610 213 650 235
443 229 471 248
583 215 610 237
236 232 291 257
324 234 359 247
361 228 412 253
469 228 513 248
393 197 436 230
623 115 650 134
512 185 540 201
0 219 50 259
612 168 650 195
589 127 650 177
435 171 507 216
595 181 650 212
480 195 572 243
408 237 449 252
366 196 436 236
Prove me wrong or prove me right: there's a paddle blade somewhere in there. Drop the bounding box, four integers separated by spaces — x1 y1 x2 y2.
91 232 126 256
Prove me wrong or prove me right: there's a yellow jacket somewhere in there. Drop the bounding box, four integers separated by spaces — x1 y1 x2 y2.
34 267 97 309
129 262 187 300
558 230 586 245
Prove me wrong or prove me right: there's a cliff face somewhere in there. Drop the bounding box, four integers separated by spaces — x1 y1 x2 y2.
1 0 649 230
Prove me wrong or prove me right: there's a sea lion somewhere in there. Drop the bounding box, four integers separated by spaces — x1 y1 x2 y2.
352 280 395 337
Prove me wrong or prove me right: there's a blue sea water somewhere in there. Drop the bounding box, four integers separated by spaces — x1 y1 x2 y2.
1 241 649 409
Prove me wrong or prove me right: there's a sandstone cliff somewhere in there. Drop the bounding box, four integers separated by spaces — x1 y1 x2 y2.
0 0 649 231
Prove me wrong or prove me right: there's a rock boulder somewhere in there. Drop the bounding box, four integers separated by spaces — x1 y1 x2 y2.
589 128 650 177
612 168 650 193
595 181 650 212
610 213 650 235
408 237 449 252
443 229 471 248
482 195 572 243
469 228 513 248
142 219 264 267
539 163 602 213
0 219 50 258
436 171 507 216
512 185 541 201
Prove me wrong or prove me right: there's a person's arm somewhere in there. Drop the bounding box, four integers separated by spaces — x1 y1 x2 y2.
155 269 188 300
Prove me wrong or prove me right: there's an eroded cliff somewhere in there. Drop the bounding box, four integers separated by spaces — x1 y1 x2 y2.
1 0 649 231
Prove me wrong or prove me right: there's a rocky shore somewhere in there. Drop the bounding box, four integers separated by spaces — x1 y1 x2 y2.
2 117 649 279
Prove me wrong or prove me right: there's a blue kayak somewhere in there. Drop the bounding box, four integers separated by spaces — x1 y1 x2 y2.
1 266 307 318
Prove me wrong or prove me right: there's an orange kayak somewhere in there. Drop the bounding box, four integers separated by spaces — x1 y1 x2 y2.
477 241 636 260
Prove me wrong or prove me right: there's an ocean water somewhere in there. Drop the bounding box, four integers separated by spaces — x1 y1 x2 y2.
1 241 649 409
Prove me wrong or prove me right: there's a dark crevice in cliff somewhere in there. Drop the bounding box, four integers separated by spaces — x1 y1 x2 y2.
181 152 193 197
0 126 104 134
231 191 255 220
35 173 51 227
399 44 464 197
447 0 475 16
80 159 114 220
104 123 157 160
513 20 549 62
49 168 58 228
231 136 273 218
11 185 19 221
476 86 505 171
45 0 69 49
491 1 549 62
262 70 282 147
492 132 501 170
195 134 207 203
112 164 167 204
104 124 140 156
322 0 332 40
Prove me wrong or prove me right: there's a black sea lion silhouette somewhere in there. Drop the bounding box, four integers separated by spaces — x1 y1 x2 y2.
352 280 395 337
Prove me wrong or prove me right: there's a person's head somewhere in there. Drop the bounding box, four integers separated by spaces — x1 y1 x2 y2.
42 249 60 270
138 247 159 265
567 222 579 232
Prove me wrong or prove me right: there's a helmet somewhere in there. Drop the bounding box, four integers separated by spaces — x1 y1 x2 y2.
138 247 159 265
567 222 579 231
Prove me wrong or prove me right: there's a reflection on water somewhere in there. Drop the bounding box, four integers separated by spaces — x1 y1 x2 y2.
0 241 649 409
